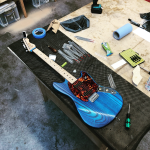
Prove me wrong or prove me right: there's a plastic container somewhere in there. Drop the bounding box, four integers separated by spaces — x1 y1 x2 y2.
32 0 49 8
0 1 20 27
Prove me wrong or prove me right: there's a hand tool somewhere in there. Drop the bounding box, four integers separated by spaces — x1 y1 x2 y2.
71 46 84 58
63 43 83 57
126 104 131 129
128 18 140 27
75 36 94 43
63 49 81 62
140 66 150 75
58 50 74 64
68 41 90 57
47 45 57 53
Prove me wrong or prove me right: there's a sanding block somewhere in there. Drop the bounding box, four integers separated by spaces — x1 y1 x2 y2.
132 65 142 86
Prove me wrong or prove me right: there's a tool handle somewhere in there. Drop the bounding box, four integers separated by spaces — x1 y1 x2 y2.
48 45 57 53
128 19 140 27
93 0 98 5
126 113 131 129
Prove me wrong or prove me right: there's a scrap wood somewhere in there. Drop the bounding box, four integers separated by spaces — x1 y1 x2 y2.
47 19 60 33
132 65 143 86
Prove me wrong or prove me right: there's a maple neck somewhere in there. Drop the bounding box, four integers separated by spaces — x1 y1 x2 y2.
33 48 77 84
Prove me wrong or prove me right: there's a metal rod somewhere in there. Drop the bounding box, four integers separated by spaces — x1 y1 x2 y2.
140 66 150 73
75 36 94 42
128 103 130 114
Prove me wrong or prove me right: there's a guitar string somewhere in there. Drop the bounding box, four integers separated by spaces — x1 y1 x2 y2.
27 42 94 98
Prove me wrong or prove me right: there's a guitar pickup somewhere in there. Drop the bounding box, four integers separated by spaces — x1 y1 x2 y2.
88 92 99 102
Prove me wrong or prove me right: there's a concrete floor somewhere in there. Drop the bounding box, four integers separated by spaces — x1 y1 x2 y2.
0 0 150 150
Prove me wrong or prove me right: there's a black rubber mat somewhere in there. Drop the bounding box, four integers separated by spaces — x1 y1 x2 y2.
8 27 150 150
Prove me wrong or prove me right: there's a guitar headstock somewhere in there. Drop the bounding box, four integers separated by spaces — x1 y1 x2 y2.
23 38 36 52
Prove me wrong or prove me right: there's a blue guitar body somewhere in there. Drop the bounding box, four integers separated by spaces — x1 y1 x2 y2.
53 71 123 128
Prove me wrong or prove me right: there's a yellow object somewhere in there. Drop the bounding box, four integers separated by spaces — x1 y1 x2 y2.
61 62 67 67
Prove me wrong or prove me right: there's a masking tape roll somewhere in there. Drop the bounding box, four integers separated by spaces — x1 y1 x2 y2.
32 28 46 39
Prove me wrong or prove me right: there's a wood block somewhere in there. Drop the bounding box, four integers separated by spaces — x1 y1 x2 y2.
132 65 143 86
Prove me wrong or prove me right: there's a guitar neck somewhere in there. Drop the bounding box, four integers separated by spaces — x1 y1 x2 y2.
33 48 77 84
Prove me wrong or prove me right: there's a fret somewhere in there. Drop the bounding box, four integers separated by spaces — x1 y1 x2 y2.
23 37 77 84
33 48 77 84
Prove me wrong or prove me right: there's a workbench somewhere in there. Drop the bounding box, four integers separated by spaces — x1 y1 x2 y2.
8 0 150 149
59 0 150 98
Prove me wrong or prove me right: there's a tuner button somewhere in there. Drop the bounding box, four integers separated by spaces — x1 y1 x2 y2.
26 50 28 52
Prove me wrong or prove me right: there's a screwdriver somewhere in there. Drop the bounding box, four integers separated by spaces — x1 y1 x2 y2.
140 66 150 75
126 103 131 129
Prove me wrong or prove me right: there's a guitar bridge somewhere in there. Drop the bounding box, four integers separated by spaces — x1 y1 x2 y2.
88 92 99 102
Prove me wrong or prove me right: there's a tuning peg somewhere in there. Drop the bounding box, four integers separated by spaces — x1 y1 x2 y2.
26 50 28 52
23 31 27 38
23 44 27 49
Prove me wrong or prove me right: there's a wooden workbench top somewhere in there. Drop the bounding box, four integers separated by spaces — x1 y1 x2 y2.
59 0 150 97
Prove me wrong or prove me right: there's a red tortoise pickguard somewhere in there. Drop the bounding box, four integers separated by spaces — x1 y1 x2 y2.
68 72 98 101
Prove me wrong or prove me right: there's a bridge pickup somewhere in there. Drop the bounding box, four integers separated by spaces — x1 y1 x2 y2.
88 92 99 102
84 89 93 96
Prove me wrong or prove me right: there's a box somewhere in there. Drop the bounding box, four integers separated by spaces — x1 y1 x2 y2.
0 0 7 3
0 1 20 27
32 0 49 8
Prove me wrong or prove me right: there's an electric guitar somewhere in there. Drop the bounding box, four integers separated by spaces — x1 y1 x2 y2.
23 37 123 128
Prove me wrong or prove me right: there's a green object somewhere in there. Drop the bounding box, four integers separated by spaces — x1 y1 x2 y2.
119 48 145 68
126 118 131 128
126 104 131 129
61 62 67 67
101 42 113 56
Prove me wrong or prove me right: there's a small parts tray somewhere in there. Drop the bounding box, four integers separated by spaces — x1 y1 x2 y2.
60 15 90 33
